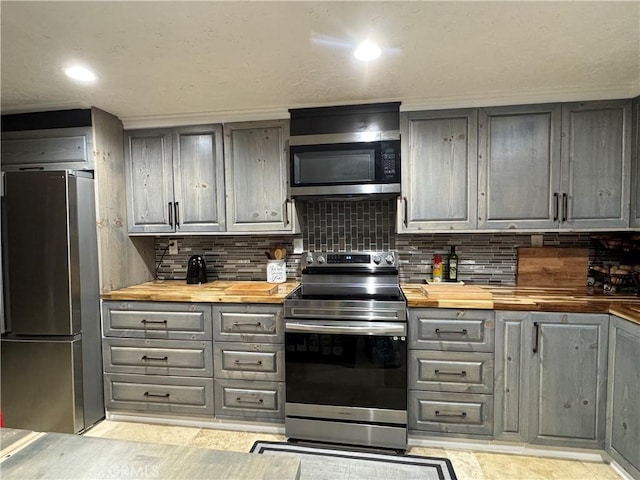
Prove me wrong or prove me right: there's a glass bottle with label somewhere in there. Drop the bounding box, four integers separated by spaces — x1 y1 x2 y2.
448 246 458 282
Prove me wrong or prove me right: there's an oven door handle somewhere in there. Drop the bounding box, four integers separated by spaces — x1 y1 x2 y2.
285 321 406 336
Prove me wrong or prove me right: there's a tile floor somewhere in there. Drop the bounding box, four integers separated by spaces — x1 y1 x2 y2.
84 420 622 480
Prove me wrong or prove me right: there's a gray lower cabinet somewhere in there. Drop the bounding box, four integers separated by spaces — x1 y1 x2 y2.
631 96 640 228
212 304 285 422
606 315 640 478
408 308 495 439
494 311 609 449
398 109 478 231
102 301 214 417
125 125 226 234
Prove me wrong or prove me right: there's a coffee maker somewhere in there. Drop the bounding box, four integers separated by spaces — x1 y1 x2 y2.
186 255 208 284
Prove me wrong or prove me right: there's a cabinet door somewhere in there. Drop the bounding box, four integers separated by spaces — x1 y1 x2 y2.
478 104 561 229
125 129 175 233
493 311 531 442
529 312 609 448
560 100 632 229
606 316 640 478
224 120 291 232
631 97 640 228
172 125 225 232
399 109 477 230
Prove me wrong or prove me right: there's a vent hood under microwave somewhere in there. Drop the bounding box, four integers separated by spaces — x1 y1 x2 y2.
288 102 401 199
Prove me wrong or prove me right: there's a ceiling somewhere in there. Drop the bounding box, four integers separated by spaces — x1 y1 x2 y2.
1 1 639 128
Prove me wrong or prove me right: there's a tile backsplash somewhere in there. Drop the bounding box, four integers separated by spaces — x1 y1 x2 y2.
154 199 626 285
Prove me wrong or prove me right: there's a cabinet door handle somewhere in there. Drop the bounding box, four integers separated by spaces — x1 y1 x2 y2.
533 321 540 353
434 370 467 377
141 355 168 361
168 202 174 228
435 328 468 335
284 199 290 226
435 411 467 418
141 319 168 325
174 202 180 228
232 321 262 328
403 197 408 227
553 193 559 221
143 392 170 398
562 193 568 222
234 359 263 366
235 397 264 404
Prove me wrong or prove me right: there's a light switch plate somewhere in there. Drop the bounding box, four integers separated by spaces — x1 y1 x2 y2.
293 238 304 254
531 234 543 247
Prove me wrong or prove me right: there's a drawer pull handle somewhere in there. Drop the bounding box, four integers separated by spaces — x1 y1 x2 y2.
143 392 170 398
141 355 169 361
434 370 467 377
435 411 467 418
141 319 168 325
235 397 264 404
234 360 263 366
232 322 262 328
435 328 468 335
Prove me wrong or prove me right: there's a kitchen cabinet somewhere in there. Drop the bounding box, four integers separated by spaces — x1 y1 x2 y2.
631 96 640 228
478 104 562 229
398 109 478 231
212 304 285 422
101 301 214 416
408 308 494 438
494 311 609 449
606 315 640 478
125 125 225 234
223 120 298 233
1 127 94 171
479 100 631 230
561 100 631 229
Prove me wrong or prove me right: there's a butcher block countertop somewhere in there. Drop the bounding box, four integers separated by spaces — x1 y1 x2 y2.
101 280 299 304
102 281 640 325
402 284 640 325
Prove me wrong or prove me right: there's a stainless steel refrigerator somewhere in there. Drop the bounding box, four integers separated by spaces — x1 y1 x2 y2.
1 170 104 433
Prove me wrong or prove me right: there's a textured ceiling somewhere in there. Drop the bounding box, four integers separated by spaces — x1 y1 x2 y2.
1 1 639 128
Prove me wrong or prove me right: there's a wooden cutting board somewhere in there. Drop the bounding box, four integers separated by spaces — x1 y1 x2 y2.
224 283 278 296
421 284 493 300
517 247 589 288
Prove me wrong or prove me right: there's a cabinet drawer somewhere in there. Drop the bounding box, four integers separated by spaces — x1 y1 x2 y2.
102 301 212 340
214 342 283 381
213 305 283 343
214 379 284 421
409 350 494 394
409 309 495 352
409 391 493 436
105 374 213 416
103 338 213 377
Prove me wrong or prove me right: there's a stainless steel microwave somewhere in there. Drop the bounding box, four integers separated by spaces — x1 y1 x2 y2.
289 139 401 198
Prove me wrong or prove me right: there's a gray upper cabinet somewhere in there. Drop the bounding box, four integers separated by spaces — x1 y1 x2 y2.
399 109 478 231
1 127 94 171
560 100 631 229
631 97 640 228
125 125 225 234
529 312 609 449
478 104 562 230
223 120 295 233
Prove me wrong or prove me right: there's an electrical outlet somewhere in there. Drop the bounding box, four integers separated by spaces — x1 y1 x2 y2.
169 240 178 255
531 234 543 247
293 238 304 254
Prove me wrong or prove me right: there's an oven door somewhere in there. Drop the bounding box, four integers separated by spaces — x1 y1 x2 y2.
284 320 407 411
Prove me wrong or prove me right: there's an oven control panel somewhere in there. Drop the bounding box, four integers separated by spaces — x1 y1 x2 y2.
303 251 397 268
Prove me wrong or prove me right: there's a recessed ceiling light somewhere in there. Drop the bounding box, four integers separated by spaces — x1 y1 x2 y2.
64 66 97 82
354 40 381 61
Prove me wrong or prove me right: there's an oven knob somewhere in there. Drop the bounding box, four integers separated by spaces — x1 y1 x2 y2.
317 255 326 264
305 254 314 264
372 255 381 264
385 254 395 265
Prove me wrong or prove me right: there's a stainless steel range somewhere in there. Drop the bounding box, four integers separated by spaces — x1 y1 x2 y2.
284 251 407 450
